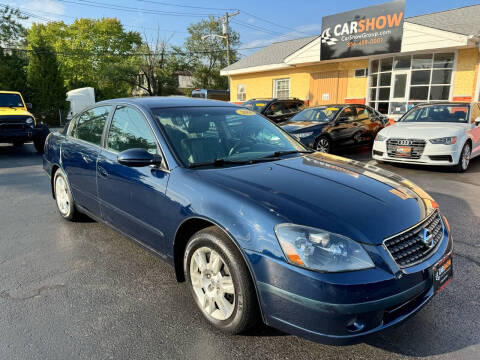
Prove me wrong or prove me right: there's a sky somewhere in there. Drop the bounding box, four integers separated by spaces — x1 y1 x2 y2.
5 0 480 57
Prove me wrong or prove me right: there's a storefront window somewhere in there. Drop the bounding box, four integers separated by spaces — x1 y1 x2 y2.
368 52 455 115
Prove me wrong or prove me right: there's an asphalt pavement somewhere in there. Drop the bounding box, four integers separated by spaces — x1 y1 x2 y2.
0 143 479 360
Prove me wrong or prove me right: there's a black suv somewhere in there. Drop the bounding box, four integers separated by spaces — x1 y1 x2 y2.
242 98 305 123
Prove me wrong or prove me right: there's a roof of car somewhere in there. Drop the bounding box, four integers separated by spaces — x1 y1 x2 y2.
97 96 238 109
415 102 473 107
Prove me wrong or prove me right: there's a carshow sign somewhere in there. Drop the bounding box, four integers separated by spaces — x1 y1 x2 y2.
320 1 405 60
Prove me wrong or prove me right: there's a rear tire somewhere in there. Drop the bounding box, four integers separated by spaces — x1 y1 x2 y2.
184 226 260 334
453 142 471 172
53 168 81 221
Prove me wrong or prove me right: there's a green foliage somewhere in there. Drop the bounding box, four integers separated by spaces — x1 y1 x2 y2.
0 50 28 94
180 16 239 90
0 6 28 94
26 19 142 100
26 32 66 125
0 6 27 46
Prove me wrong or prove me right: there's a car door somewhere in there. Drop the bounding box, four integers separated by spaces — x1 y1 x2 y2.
326 106 358 147
61 105 111 216
355 105 377 143
96 105 171 252
469 103 480 157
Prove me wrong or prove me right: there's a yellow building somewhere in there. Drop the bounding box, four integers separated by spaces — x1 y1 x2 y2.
221 5 480 118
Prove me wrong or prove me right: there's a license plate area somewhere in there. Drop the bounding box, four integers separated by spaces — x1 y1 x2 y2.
395 145 412 157
433 254 453 293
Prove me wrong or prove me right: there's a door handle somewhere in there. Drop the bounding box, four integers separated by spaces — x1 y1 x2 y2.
82 154 92 163
97 165 109 178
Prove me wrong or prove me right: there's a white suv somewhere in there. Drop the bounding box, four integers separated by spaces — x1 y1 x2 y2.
372 102 480 172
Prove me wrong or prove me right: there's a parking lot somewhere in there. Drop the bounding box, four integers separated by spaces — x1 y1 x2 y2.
0 142 479 360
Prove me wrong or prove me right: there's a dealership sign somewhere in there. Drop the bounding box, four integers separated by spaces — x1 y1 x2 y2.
320 1 405 60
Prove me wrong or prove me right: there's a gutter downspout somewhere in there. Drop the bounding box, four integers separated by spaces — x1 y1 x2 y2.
472 34 480 102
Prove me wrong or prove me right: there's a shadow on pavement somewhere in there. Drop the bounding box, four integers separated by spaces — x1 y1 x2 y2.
0 143 42 169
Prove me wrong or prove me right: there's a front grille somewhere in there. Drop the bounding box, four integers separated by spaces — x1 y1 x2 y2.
386 138 426 159
0 123 28 130
384 211 444 267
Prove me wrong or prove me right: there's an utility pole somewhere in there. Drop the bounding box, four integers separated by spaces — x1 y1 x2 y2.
219 10 239 67
219 10 239 92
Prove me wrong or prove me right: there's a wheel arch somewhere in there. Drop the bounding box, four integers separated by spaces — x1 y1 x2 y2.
172 215 265 321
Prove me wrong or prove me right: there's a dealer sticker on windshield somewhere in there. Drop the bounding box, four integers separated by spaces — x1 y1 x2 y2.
236 109 256 116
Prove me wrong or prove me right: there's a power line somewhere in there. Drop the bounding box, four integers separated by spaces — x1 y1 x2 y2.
2 3 191 35
134 0 237 12
240 10 313 36
56 0 223 17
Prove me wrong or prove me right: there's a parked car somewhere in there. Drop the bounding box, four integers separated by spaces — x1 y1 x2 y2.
0 90 50 153
373 102 480 172
43 97 452 344
191 89 230 101
280 104 384 153
242 98 305 123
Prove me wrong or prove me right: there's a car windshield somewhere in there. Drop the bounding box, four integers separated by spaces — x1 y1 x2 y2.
400 104 470 123
0 93 24 108
290 107 340 122
242 100 269 113
152 106 306 167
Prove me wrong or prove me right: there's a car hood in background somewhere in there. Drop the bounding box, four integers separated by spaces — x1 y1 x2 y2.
200 152 437 245
279 121 328 133
380 122 468 138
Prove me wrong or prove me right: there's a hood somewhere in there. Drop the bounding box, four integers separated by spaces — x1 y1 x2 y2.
199 153 437 245
0 107 33 118
280 121 328 133
380 121 468 138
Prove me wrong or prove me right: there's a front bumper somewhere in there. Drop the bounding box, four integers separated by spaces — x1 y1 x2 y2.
0 126 42 143
372 140 461 166
246 226 452 344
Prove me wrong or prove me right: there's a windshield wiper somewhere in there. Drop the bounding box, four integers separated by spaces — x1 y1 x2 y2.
188 156 283 168
261 150 314 159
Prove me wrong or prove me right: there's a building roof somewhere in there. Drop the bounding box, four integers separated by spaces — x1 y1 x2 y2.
406 4 480 36
222 36 318 72
223 5 480 74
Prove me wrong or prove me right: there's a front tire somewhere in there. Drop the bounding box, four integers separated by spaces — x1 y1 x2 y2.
184 226 259 334
453 142 471 172
315 136 331 153
53 169 80 221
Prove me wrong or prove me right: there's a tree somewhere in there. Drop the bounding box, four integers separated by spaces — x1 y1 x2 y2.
0 6 27 46
0 6 28 93
26 30 66 125
26 18 142 100
115 32 188 96
180 16 239 90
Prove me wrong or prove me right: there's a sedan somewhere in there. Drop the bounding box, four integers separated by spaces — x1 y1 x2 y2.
373 102 480 171
43 97 453 344
279 104 384 153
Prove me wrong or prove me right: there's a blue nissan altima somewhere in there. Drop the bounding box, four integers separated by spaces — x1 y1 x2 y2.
43 97 453 343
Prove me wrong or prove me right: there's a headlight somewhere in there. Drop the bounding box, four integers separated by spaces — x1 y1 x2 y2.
275 224 374 272
429 136 457 145
25 117 34 124
295 132 314 138
375 133 386 141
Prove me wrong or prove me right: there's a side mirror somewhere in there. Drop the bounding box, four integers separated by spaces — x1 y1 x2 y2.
26 103 32 110
265 109 274 116
117 148 162 167
475 116 480 126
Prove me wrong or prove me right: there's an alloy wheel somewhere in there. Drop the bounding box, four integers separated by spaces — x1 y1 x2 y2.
55 176 70 216
462 144 471 170
189 247 235 321
316 138 330 153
